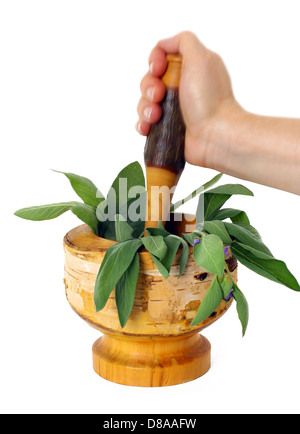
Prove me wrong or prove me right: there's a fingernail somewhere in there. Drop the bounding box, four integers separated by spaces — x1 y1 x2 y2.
146 86 155 101
135 121 142 133
149 62 154 74
144 107 152 120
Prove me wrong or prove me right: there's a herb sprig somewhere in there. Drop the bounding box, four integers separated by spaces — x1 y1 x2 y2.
15 161 300 334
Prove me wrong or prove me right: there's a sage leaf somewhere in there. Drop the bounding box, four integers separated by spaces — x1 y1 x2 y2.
71 203 99 235
232 284 249 336
183 230 205 245
167 235 189 277
193 234 225 276
14 201 79 221
202 193 231 221
213 207 250 224
160 235 181 273
97 162 146 240
182 232 198 245
177 237 189 277
225 222 272 256
219 275 234 298
149 255 168 279
125 191 147 238
170 172 223 212
107 161 145 213
199 184 254 221
100 221 116 241
231 241 300 291
146 227 169 237
203 220 232 245
145 226 170 238
99 196 146 241
146 221 170 237
115 214 134 242
230 221 262 240
150 234 186 279
94 239 142 311
207 184 254 197
145 224 189 277
231 211 250 224
15 201 100 235
158 220 166 230
191 277 223 326
53 170 104 208
141 235 167 261
115 252 140 328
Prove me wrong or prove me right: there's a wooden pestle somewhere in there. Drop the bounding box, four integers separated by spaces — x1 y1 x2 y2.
144 54 186 233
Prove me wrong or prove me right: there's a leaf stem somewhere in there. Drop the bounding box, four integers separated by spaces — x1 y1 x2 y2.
224 261 236 285
170 173 223 212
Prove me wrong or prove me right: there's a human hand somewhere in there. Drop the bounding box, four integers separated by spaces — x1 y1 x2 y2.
137 32 300 195
136 31 241 168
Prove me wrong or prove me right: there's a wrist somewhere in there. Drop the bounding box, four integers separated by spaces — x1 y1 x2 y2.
202 100 251 173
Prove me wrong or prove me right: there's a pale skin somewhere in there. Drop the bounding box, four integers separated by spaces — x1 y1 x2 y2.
136 31 300 196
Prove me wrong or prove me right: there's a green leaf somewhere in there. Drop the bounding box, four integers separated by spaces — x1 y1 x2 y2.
99 195 146 241
71 203 99 235
231 211 250 224
213 208 250 224
14 201 79 221
193 234 225 276
203 220 232 244
191 276 223 326
231 221 262 240
141 235 167 261
158 220 166 230
199 184 254 221
108 161 145 213
160 235 181 273
145 227 170 238
124 191 147 238
182 231 207 247
225 222 272 256
207 184 254 197
203 193 231 221
177 237 189 277
219 275 233 298
182 232 196 245
146 221 170 238
150 234 187 279
99 221 116 241
167 235 189 277
115 252 140 328
97 162 146 241
115 214 134 242
170 172 223 212
150 254 170 279
224 262 249 336
231 241 300 291
15 201 100 235
94 239 142 311
53 170 104 207
232 284 249 336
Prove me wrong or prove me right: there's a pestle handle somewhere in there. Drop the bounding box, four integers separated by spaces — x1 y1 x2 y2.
144 54 186 232
162 54 183 87
144 54 186 175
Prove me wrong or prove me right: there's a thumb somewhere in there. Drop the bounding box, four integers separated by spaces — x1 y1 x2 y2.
157 31 207 59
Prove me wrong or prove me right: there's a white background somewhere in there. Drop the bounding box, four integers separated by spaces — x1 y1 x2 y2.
1 0 300 415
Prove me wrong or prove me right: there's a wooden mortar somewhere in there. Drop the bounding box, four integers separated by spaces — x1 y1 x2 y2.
144 54 186 232
63 214 238 387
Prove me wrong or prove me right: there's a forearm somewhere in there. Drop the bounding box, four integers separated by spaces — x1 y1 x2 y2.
137 33 300 195
205 106 300 195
